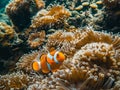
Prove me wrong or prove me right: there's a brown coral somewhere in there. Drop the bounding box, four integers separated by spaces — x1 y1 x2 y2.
29 5 71 32
0 22 21 46
0 71 29 90
34 0 45 10
28 31 46 48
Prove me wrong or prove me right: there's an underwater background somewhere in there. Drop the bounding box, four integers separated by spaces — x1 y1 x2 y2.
0 0 120 90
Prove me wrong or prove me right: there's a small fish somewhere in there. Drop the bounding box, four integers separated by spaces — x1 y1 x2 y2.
32 50 65 73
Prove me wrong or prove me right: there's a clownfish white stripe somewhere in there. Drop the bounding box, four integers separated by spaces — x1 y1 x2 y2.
47 62 52 71
36 54 41 68
54 51 59 64
47 53 53 60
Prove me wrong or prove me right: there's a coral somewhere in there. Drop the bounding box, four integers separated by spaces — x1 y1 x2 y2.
34 0 45 10
68 0 105 30
6 0 39 31
0 71 29 90
1 0 120 89
28 31 46 48
0 22 21 46
28 5 71 32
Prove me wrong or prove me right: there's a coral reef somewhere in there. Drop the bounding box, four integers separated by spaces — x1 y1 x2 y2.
67 0 105 30
13 28 120 89
0 22 21 47
0 0 120 90
28 5 71 32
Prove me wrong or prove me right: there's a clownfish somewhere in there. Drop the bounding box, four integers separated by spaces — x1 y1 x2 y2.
32 50 65 73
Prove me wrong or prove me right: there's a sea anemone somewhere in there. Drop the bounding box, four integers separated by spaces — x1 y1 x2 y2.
28 31 46 48
10 28 120 89
16 49 47 73
46 29 79 57
0 71 29 90
16 51 39 73
28 5 71 32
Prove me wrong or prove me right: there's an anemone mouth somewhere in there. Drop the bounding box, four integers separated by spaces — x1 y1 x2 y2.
28 31 45 48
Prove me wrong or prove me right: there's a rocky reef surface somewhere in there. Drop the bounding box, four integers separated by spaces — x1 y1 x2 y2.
0 0 120 90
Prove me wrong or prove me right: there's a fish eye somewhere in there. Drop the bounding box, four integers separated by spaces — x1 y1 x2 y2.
57 53 59 57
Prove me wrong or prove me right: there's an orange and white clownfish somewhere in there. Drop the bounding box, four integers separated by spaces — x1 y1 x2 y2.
32 50 65 73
